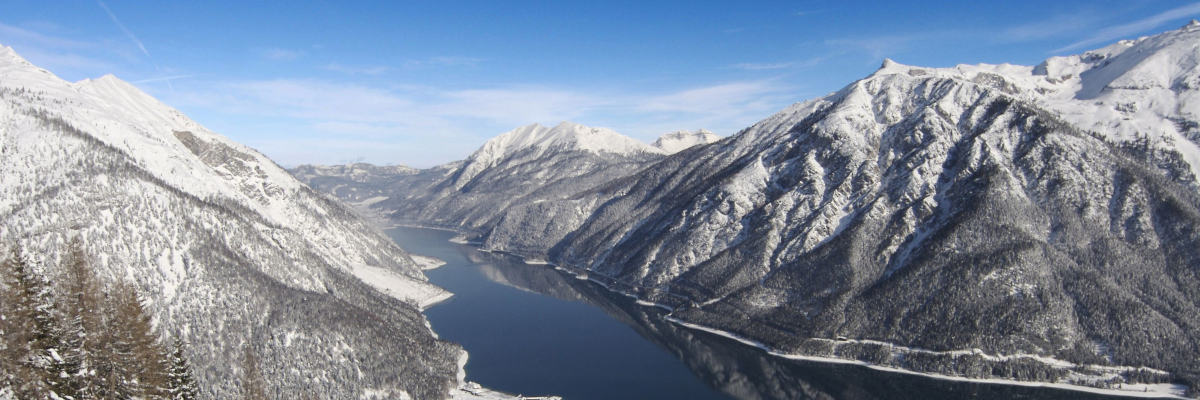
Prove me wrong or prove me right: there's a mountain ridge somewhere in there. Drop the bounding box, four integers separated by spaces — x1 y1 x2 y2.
298 23 1200 396
0 45 478 398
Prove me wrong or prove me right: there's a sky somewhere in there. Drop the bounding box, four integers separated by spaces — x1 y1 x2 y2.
2 1 1199 167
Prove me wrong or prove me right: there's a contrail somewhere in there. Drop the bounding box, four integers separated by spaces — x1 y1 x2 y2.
97 0 174 91
97 0 150 58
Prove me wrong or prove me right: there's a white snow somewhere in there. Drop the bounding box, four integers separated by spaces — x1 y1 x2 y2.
652 129 721 153
864 22 1200 184
410 254 447 270
358 196 389 207
666 317 1188 399
348 263 451 310
455 122 665 186
0 44 466 397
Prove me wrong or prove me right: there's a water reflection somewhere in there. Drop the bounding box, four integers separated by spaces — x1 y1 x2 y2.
464 249 1155 400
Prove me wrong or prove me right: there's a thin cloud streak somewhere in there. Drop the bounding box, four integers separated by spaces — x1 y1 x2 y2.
825 32 950 59
404 56 483 68
262 48 304 61
97 0 150 58
163 76 797 166
999 13 1100 43
323 63 389 75
132 74 196 84
1053 2 1200 52
731 62 794 71
0 22 91 49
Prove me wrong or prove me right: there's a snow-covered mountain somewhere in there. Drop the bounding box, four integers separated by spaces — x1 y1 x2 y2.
652 129 721 153
0 46 467 398
293 122 670 239
302 23 1200 395
455 122 666 188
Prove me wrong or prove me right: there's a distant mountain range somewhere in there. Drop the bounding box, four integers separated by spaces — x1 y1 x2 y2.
0 46 471 398
296 22 1200 396
292 122 720 238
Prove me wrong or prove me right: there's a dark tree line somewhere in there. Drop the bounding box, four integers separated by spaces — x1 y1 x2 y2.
0 242 199 399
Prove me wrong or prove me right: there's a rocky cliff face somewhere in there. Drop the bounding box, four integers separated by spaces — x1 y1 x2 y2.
0 46 461 398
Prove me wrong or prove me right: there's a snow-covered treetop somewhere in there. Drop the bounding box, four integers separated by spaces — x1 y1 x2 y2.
652 129 721 154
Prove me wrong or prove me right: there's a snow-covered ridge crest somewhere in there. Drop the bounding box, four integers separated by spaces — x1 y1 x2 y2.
1 43 460 397
455 121 665 187
471 121 664 161
862 21 1200 186
0 45 310 226
652 129 721 153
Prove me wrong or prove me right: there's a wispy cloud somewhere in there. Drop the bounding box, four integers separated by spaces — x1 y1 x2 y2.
323 63 389 75
826 33 933 59
434 87 598 124
404 56 482 68
164 75 798 166
227 79 416 122
731 62 794 71
132 74 196 84
1053 2 1200 52
0 22 119 76
262 48 304 61
729 56 830 71
97 0 149 58
633 80 795 135
999 13 1100 43
0 22 91 49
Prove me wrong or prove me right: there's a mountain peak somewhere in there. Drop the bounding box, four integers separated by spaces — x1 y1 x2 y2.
453 122 664 188
470 121 662 163
0 45 34 67
653 129 720 154
1186 19 1200 29
0 45 64 86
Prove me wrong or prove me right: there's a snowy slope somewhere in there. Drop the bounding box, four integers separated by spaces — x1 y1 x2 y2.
293 122 669 243
0 45 461 398
453 121 665 188
352 24 1200 394
862 20 1200 186
652 129 721 154
293 23 1200 395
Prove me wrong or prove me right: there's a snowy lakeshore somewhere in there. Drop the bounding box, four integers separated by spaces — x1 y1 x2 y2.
463 237 1190 399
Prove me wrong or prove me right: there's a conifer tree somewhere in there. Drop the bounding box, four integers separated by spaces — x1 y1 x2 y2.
2 244 199 399
240 343 267 400
0 248 69 398
0 248 25 393
109 281 171 398
167 338 199 400
54 239 102 398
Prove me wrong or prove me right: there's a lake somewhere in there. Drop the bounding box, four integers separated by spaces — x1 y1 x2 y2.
387 227 1166 400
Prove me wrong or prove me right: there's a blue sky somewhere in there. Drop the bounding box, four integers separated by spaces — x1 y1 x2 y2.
2 1 1199 167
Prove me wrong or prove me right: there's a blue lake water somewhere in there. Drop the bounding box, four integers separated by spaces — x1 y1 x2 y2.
387 227 1166 400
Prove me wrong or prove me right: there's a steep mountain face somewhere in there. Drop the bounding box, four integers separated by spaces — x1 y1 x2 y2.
0 47 464 398
653 129 721 154
295 122 671 240
472 23 1200 391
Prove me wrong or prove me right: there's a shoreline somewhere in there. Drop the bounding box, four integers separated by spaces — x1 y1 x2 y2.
391 225 1191 399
